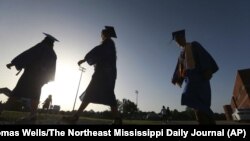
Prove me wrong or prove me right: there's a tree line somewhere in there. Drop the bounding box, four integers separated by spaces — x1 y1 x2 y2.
60 99 226 121
0 98 225 121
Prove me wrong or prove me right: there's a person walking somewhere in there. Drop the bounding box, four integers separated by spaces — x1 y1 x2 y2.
42 94 52 111
171 29 218 125
63 26 122 124
0 33 58 121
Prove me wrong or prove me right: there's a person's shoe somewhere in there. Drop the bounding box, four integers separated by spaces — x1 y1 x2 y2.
61 116 79 124
112 117 122 125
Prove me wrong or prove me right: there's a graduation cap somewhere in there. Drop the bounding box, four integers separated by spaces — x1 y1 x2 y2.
172 29 185 40
104 26 117 38
43 33 59 42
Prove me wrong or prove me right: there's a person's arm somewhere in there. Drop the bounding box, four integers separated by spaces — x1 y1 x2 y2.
83 45 103 66
192 41 219 77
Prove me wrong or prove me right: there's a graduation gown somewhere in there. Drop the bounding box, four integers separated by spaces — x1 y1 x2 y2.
80 38 117 107
10 41 57 100
172 41 218 115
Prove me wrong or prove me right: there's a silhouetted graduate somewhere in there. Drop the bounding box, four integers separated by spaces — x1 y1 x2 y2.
171 29 218 125
63 26 122 124
1 33 58 121
42 94 52 111
161 106 171 123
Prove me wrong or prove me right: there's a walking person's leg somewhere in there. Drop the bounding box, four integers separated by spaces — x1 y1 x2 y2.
111 105 122 124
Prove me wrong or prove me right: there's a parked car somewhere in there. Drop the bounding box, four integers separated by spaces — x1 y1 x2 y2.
146 112 161 120
50 105 60 113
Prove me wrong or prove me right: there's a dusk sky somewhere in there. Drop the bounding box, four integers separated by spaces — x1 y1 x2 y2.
0 0 249 113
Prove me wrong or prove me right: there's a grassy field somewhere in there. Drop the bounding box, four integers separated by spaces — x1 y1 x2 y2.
0 111 164 125
0 111 249 125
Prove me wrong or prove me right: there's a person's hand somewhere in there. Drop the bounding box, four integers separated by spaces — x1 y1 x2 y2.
6 63 13 69
77 59 85 66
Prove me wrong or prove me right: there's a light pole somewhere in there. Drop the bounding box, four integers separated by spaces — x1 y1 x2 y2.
72 66 86 111
135 90 139 108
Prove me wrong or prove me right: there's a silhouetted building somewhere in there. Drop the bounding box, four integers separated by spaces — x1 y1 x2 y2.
224 69 250 120
231 68 250 111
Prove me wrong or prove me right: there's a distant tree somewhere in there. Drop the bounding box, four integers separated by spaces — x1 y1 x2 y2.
184 107 196 120
89 109 95 113
101 110 113 119
214 113 226 120
121 99 138 119
170 109 179 120
170 107 195 120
